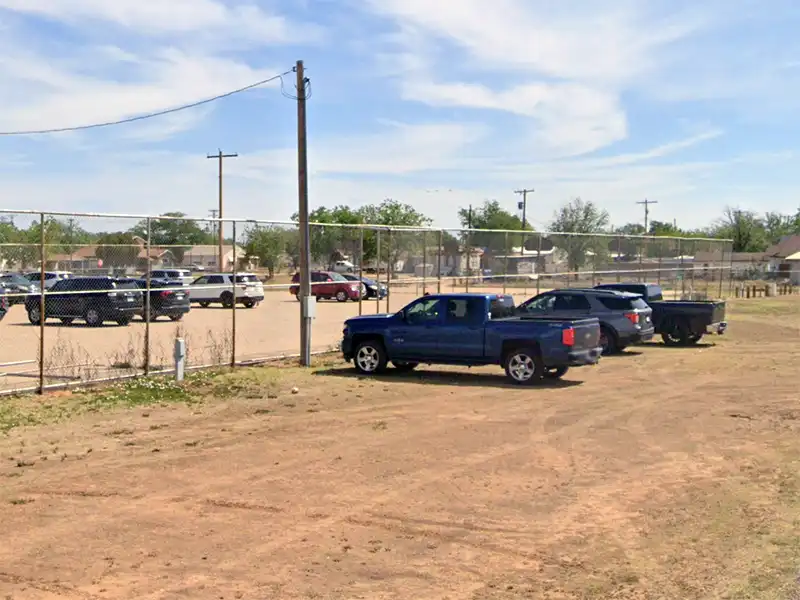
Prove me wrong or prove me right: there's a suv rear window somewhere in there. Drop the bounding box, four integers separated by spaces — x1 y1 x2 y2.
597 295 648 310
235 275 258 283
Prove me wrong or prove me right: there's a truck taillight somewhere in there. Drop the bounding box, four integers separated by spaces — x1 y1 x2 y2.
624 311 639 325
562 327 575 346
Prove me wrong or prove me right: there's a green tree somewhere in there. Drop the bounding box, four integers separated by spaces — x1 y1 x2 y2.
549 198 611 277
243 226 288 278
95 233 140 269
293 199 433 270
710 208 767 252
458 200 532 253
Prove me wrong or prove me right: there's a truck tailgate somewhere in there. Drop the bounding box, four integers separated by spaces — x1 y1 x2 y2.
711 301 726 324
569 317 601 351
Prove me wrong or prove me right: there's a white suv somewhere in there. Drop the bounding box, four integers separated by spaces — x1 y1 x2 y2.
190 273 265 308
25 271 73 289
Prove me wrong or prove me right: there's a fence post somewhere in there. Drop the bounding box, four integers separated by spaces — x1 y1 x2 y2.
437 229 443 294
422 230 427 295
144 217 151 375
230 221 237 368
38 212 46 394
386 228 392 313
503 231 509 294
375 229 381 314
536 235 542 296
616 236 622 282
358 228 363 316
678 239 685 299
728 242 734 297
465 228 471 293
636 238 646 283
656 238 662 285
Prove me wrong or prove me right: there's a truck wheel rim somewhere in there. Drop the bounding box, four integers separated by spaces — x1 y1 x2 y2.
30 307 40 321
508 353 534 381
86 309 99 323
356 346 379 372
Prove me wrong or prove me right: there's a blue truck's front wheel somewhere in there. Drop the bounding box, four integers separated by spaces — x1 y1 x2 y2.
504 347 545 385
353 340 388 375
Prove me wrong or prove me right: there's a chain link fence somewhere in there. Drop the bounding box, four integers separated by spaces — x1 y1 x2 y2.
0 209 747 394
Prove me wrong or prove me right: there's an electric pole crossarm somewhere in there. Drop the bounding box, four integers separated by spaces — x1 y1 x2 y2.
636 198 658 233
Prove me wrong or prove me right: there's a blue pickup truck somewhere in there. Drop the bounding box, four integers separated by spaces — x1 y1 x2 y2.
341 293 602 384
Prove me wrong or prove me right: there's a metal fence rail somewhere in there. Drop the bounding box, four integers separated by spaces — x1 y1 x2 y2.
0 208 750 395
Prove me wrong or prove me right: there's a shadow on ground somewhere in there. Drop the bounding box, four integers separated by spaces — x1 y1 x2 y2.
314 366 584 389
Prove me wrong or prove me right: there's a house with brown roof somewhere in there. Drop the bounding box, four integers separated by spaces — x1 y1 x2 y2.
764 235 800 279
47 242 176 274
692 250 769 279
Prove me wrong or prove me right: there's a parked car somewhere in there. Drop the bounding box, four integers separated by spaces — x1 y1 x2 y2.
332 260 356 274
150 268 194 286
594 282 727 346
341 293 602 384
516 288 654 355
290 271 362 302
24 276 143 326
118 278 190 322
340 273 388 299
190 273 264 308
24 271 72 290
0 273 39 305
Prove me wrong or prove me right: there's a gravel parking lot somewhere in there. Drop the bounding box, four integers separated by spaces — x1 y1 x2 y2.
0 285 544 393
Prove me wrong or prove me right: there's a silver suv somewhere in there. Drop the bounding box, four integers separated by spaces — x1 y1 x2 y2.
517 288 654 355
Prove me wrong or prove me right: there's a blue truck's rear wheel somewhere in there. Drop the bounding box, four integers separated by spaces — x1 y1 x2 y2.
354 340 388 375
504 348 544 385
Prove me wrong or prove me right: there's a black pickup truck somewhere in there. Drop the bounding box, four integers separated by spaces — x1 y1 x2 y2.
594 283 727 346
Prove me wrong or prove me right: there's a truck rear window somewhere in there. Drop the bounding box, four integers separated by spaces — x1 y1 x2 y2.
490 295 515 318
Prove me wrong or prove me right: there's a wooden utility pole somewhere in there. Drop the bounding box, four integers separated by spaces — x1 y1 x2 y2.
296 60 312 366
637 198 658 234
514 188 534 230
207 150 237 270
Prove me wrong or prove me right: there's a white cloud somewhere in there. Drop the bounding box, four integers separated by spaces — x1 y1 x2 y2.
0 0 303 42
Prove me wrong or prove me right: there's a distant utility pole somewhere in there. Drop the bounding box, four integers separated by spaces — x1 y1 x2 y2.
208 209 219 237
467 204 473 229
636 198 658 233
514 188 534 230
206 150 238 270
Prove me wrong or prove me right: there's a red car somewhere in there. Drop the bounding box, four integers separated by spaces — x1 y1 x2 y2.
290 271 363 302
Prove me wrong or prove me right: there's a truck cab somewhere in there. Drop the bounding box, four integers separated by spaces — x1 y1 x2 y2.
341 293 602 385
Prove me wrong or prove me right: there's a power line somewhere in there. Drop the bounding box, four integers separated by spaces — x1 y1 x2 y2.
0 68 295 136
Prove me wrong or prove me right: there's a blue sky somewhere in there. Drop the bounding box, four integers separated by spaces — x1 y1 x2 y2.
1 0 800 231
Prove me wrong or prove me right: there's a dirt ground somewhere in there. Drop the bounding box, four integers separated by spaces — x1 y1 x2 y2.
1 296 799 599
